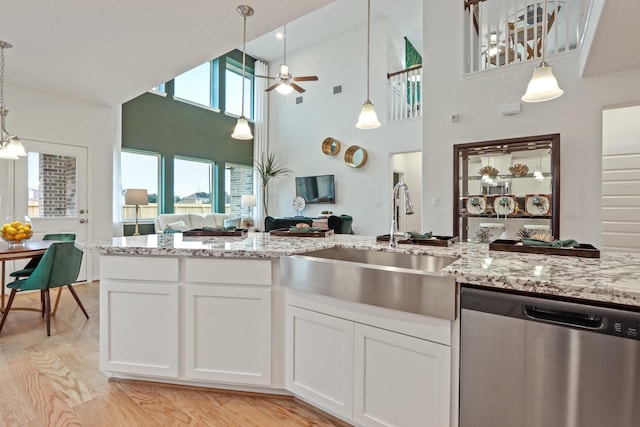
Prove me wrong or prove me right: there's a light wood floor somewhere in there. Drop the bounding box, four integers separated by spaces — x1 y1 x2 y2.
0 282 351 427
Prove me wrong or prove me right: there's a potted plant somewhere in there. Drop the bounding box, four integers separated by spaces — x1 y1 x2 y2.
255 151 292 217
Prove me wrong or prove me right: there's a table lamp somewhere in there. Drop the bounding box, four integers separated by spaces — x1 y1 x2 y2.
125 189 148 236
241 194 257 229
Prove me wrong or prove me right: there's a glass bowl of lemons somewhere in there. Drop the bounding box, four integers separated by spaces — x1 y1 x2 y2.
1 216 34 247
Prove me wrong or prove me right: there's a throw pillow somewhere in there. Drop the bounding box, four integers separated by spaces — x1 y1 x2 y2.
223 218 241 228
167 220 190 231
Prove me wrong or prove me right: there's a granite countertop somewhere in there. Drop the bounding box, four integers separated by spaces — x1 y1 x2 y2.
78 233 640 308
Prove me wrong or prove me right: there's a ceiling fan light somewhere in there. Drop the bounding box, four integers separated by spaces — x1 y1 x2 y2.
522 63 563 103
279 64 289 76
231 117 253 140
276 83 294 95
356 100 381 129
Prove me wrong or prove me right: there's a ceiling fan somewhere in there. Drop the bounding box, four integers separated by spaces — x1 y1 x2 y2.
255 24 318 94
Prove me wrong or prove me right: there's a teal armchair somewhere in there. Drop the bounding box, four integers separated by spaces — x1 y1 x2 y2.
0 241 87 336
328 215 353 234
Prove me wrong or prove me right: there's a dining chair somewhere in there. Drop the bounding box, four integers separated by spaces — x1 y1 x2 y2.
9 233 76 280
0 241 88 336
9 233 77 316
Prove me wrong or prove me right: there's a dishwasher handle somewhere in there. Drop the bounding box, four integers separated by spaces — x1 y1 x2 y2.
524 305 605 330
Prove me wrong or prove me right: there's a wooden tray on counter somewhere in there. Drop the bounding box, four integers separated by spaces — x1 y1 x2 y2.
183 228 248 237
489 239 600 258
376 234 459 247
270 228 334 238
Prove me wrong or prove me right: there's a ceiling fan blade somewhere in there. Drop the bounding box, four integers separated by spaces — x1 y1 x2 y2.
265 83 280 92
255 75 276 80
290 83 306 93
293 76 318 82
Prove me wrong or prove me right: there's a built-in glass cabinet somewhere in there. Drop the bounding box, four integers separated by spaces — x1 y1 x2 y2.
453 134 560 242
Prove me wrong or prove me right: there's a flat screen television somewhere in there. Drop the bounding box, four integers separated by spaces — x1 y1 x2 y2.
295 174 335 204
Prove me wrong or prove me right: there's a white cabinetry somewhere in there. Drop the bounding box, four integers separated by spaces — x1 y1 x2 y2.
100 255 273 389
184 258 272 385
354 324 450 427
285 300 451 427
100 256 180 377
285 306 354 419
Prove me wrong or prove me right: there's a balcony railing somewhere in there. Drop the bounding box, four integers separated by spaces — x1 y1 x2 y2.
387 65 423 122
464 0 586 73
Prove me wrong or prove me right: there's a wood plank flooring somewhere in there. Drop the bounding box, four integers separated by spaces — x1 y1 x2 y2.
0 282 351 427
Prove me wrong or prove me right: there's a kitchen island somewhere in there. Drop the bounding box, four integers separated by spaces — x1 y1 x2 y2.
79 233 640 427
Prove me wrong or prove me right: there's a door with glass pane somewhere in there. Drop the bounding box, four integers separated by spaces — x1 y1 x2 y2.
13 140 88 281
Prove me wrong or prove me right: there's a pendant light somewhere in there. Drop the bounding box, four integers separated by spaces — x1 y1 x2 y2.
356 0 381 129
231 5 254 140
521 0 563 102
0 41 27 159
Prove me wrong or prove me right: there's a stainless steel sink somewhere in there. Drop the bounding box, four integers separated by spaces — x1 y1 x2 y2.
301 247 457 273
281 247 459 320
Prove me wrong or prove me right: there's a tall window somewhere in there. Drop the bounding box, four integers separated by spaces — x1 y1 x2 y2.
225 61 253 119
174 61 212 107
121 151 160 220
174 158 214 214
225 164 254 216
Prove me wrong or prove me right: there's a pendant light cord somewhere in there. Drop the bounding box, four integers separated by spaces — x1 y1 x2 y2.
283 24 287 66
240 12 247 118
366 0 371 101
541 0 547 64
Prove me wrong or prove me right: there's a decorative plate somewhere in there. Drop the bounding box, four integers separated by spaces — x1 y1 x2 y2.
494 195 516 216
525 194 551 215
466 196 486 215
292 196 306 214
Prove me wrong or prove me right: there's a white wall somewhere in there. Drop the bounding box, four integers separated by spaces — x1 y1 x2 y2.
423 0 640 246
392 151 422 233
267 17 423 235
0 83 117 280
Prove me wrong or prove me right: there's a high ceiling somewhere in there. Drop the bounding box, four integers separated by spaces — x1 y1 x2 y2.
0 0 333 106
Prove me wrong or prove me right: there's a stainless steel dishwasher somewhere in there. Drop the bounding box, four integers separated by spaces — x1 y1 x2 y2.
460 285 640 427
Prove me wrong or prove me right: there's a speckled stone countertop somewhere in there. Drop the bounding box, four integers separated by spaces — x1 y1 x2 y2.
78 233 640 307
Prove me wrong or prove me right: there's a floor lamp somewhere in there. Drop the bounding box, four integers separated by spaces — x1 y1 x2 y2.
125 189 148 236
241 194 257 229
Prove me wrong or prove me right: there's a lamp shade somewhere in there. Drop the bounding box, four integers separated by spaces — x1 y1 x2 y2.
231 117 253 140
522 64 564 103
241 194 257 208
124 188 149 206
356 100 381 129
276 83 294 95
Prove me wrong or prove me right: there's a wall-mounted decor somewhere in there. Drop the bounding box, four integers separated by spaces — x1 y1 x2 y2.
321 137 341 156
344 145 368 168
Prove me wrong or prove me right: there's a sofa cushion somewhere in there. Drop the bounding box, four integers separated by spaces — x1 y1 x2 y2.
166 220 190 231
223 218 241 228
156 214 194 232
154 213 237 233
203 213 235 229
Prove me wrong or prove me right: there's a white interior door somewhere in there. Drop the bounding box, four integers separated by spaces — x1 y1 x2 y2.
13 139 89 280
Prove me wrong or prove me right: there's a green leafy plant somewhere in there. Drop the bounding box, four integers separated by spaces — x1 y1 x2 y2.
255 151 292 216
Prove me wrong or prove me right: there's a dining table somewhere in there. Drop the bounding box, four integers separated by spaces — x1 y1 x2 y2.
0 240 54 314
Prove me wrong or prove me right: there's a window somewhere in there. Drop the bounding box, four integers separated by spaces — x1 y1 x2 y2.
28 152 78 218
225 164 254 216
121 151 160 220
225 61 253 119
174 61 212 107
150 83 166 93
174 157 214 214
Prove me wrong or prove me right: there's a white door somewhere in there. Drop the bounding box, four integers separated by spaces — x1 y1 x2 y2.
13 139 89 280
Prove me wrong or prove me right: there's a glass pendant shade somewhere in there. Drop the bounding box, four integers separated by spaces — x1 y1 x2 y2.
6 136 26 156
231 117 253 140
0 146 18 159
356 101 381 129
522 63 564 103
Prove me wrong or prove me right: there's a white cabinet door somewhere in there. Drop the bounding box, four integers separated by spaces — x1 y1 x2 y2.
285 306 354 420
100 281 179 378
184 285 271 386
354 323 451 427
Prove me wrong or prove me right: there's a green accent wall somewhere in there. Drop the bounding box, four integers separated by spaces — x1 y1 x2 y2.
122 87 254 214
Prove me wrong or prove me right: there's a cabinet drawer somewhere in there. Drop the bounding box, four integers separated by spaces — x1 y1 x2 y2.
184 258 271 286
101 256 179 282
